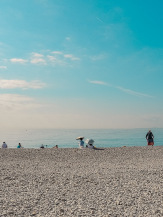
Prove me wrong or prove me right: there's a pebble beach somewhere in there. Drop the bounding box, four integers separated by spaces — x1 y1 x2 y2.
0 146 163 217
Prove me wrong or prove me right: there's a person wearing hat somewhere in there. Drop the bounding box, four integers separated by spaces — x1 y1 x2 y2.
76 137 84 148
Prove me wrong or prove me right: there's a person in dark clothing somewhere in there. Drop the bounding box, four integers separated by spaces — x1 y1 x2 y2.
146 130 154 146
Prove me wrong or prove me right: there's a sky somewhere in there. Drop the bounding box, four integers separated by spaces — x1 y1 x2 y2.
0 0 163 129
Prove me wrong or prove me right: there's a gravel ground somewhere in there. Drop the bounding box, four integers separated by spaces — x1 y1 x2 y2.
0 146 163 217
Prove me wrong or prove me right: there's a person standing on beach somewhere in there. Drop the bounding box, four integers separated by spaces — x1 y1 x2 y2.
76 137 84 148
2 142 8 148
146 130 154 146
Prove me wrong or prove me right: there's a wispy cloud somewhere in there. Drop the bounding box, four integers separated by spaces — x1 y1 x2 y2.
89 80 108 85
0 80 46 89
30 52 46 64
9 50 80 66
64 54 80 61
0 94 33 103
96 17 104 23
65 37 71 41
48 51 80 64
32 52 44 57
89 80 153 98
52 51 80 61
47 55 66 66
47 55 57 62
116 86 153 98
51 51 63 55
30 58 46 64
0 66 7 69
0 94 41 111
10 58 28 64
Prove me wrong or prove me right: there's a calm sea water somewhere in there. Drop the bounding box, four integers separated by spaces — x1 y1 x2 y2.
1 128 163 149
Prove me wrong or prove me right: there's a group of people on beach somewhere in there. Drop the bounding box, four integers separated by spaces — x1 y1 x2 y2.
40 144 58 149
77 129 155 149
76 136 97 149
1 130 155 149
1 142 23 149
1 142 59 149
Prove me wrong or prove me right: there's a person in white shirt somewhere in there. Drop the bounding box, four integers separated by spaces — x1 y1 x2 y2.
87 144 94 149
85 139 95 149
2 142 7 148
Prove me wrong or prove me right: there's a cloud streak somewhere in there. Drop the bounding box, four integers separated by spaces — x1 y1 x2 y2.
116 86 153 98
64 54 80 61
96 17 104 23
51 51 63 55
0 80 46 89
0 66 7 69
89 80 153 98
89 80 108 85
10 58 28 64
0 94 42 111
31 58 46 64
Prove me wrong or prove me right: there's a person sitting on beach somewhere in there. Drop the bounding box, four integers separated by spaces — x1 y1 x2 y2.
17 143 22 148
2 142 7 148
146 130 154 146
40 144 45 149
76 137 84 148
53 145 58 148
86 144 94 149
85 139 95 149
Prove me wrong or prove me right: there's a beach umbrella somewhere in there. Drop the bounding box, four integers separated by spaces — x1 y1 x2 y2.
76 136 84 140
85 139 94 145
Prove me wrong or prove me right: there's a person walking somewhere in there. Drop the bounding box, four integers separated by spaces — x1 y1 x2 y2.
146 130 154 146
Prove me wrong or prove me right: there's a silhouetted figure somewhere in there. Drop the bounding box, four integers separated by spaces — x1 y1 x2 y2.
146 130 154 146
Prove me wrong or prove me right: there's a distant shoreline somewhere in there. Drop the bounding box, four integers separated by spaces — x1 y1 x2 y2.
1 145 163 149
1 128 163 148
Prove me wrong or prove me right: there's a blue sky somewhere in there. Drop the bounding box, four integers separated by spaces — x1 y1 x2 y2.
0 0 163 129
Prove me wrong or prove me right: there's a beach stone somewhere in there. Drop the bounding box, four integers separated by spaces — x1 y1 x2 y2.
0 147 163 216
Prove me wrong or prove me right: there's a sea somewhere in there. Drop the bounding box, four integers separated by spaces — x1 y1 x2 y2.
1 128 163 149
